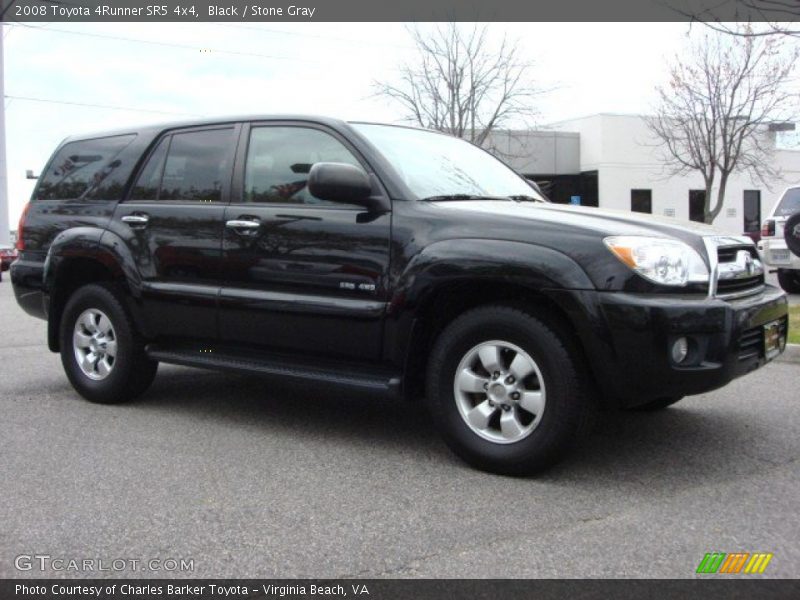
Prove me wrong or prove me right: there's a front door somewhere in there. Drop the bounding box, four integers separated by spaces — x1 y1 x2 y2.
219 123 391 360
109 125 239 340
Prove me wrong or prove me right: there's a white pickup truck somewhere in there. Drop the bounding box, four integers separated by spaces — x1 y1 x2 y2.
759 186 800 293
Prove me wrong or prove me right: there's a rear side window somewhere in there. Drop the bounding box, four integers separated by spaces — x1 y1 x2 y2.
130 138 169 200
35 134 136 200
160 128 234 202
775 188 800 217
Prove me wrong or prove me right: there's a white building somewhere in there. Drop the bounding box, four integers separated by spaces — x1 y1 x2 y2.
494 114 800 236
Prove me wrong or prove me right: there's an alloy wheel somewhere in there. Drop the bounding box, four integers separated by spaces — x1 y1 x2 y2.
453 340 546 444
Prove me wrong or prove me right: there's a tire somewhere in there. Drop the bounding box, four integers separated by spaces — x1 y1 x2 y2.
60 283 158 404
627 396 684 412
426 304 593 475
777 269 800 294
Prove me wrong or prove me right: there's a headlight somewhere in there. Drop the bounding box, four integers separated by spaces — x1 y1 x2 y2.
604 236 709 287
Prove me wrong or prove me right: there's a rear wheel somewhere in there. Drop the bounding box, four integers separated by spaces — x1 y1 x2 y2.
60 283 157 404
777 269 800 294
426 305 593 475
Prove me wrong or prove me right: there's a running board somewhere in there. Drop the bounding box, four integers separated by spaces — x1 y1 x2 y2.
145 343 402 396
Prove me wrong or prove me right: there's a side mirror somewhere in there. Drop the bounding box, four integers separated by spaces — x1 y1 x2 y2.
308 162 375 208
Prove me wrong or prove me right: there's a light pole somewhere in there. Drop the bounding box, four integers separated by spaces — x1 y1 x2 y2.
0 28 10 246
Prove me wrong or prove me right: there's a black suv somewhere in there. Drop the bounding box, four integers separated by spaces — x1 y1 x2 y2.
11 116 789 474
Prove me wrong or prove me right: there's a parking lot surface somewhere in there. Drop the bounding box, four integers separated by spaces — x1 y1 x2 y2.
0 281 798 578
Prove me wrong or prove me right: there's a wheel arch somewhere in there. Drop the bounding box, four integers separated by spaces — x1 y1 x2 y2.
389 239 599 402
44 229 143 352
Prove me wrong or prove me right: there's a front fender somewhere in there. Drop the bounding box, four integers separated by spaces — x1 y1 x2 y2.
393 238 595 310
384 238 596 371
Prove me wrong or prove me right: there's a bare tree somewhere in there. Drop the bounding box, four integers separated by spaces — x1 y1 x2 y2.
646 25 798 223
668 0 800 38
374 24 542 149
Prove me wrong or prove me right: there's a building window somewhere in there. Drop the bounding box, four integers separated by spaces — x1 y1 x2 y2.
631 189 652 214
743 190 761 233
689 190 706 223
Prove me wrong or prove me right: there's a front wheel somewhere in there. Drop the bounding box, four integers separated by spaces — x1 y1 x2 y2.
777 269 800 294
426 305 594 475
60 283 158 404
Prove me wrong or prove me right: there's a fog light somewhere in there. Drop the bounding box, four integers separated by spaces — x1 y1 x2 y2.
671 337 689 364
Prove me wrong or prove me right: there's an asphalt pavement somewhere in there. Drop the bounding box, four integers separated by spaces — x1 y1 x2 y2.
0 280 798 579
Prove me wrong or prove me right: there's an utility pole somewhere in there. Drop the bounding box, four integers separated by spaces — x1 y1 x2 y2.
0 28 10 245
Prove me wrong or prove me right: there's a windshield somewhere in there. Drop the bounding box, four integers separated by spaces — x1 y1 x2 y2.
352 123 545 201
776 188 800 217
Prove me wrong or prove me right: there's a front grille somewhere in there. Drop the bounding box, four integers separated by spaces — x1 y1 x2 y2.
717 274 765 296
717 245 757 263
713 243 764 299
738 327 762 361
737 318 788 361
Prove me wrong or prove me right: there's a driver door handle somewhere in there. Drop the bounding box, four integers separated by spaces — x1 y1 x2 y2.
121 214 149 227
226 219 261 230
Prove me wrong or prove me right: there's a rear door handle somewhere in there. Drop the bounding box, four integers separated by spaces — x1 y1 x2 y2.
121 214 149 227
226 219 261 230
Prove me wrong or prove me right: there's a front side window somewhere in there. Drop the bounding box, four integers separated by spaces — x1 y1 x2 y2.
243 126 362 205
158 128 234 202
352 123 543 201
36 134 136 200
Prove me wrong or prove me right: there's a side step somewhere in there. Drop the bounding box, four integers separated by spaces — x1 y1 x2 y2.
145 343 403 396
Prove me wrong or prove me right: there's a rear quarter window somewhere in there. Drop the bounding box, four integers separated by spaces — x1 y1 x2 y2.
775 188 800 217
35 134 137 201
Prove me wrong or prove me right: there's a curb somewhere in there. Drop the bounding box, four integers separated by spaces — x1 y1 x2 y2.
776 343 800 365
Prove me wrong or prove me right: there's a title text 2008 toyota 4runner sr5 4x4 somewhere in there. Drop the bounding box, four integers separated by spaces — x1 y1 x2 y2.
12 117 789 474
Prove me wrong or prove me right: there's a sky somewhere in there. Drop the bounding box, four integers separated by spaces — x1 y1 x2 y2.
1 21 695 224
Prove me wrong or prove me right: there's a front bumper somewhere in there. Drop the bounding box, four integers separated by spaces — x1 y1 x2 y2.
563 285 788 408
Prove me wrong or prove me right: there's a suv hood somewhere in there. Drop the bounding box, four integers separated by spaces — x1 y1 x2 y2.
430 200 752 257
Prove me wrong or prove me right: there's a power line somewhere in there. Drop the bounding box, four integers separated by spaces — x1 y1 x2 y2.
4 94 205 117
215 23 413 50
4 22 323 63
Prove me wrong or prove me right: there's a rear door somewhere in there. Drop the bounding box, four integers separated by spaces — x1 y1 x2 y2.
109 124 240 340
218 122 391 360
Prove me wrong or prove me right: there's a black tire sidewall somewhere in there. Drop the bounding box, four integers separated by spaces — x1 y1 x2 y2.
427 306 586 474
784 212 800 258
777 269 800 294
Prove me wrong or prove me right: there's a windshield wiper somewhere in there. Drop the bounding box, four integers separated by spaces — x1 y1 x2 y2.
422 194 485 202
421 194 513 202
422 193 545 203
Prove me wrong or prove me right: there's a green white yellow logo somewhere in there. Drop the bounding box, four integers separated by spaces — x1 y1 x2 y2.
696 552 773 574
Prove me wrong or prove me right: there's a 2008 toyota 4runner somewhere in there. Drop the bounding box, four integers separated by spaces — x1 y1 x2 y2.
12 116 789 474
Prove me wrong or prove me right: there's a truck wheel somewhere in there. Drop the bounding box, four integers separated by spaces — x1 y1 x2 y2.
777 269 800 294
60 283 158 404
627 396 684 411
426 305 593 475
